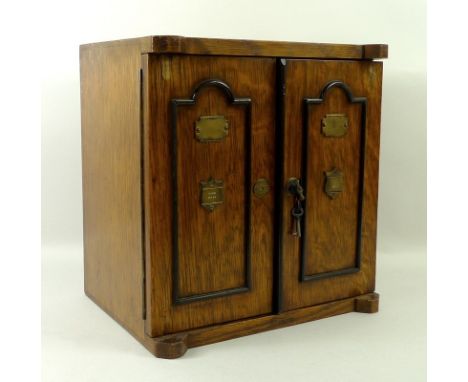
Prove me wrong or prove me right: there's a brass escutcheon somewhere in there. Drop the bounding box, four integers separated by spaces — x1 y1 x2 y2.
253 178 270 197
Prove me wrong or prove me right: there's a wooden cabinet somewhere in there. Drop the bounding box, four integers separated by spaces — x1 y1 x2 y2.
80 36 387 358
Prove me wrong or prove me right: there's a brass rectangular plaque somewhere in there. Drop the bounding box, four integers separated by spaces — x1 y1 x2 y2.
322 114 348 137
195 116 229 142
200 178 224 211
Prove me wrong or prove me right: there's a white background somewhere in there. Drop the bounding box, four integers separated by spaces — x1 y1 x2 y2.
38 0 427 381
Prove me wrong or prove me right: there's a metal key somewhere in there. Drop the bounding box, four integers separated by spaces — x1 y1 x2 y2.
291 200 304 237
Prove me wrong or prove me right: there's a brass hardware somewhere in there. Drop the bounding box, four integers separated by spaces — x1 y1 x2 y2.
253 178 270 198
321 114 348 137
286 178 305 201
324 168 344 199
200 177 224 211
195 115 229 142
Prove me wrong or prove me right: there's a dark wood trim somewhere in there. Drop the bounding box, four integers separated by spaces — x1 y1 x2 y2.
139 68 147 320
80 35 388 60
170 79 253 305
274 58 287 313
145 292 380 358
301 81 367 282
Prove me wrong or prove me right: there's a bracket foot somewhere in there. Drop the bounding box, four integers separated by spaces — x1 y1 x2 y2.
154 334 188 359
354 292 379 313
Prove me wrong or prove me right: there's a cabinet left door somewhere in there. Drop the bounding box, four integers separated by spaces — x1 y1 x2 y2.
142 54 277 336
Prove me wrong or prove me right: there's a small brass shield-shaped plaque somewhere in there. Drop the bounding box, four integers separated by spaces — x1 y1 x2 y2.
322 114 348 137
195 115 229 142
200 177 224 211
324 168 344 199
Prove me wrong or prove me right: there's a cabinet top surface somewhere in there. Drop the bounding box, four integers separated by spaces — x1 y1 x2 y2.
79 35 388 60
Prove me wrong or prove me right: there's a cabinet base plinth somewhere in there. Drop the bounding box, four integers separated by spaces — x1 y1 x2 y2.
144 292 380 358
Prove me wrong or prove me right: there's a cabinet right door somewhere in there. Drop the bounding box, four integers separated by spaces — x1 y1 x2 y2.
279 59 383 311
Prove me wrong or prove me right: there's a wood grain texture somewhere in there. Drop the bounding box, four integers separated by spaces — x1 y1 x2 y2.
304 84 362 274
281 59 383 311
80 36 385 358
153 36 368 59
143 292 379 358
81 35 388 60
80 41 147 344
80 36 153 53
176 88 248 297
363 44 389 60
143 54 276 336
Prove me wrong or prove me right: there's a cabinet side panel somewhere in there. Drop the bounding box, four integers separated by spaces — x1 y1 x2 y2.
80 42 145 339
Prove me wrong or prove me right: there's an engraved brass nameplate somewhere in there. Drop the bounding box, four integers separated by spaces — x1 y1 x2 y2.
200 177 224 211
322 114 348 137
195 116 229 142
253 178 270 198
324 168 344 199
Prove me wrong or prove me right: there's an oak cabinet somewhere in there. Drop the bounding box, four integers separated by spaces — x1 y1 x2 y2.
80 36 387 358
